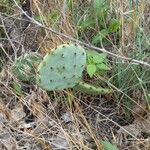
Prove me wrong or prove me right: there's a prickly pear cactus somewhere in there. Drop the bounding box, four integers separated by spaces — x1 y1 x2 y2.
37 43 86 91
74 81 112 95
12 53 42 82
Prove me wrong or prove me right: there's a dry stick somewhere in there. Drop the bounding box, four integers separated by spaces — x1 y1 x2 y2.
0 14 17 60
13 0 150 67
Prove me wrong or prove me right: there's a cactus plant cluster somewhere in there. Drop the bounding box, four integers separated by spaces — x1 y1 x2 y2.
12 43 112 95
12 53 42 82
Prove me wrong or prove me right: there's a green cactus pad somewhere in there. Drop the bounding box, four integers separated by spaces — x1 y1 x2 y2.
12 53 42 82
74 81 112 95
37 43 86 91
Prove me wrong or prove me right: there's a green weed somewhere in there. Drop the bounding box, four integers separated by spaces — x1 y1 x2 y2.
86 50 110 78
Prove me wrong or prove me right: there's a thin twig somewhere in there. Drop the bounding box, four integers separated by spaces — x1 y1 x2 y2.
0 14 17 59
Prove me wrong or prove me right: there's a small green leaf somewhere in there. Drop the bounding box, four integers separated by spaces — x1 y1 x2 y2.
92 29 108 44
92 53 107 64
100 29 109 38
87 54 94 64
87 64 97 77
66 0 73 11
101 141 119 150
13 82 22 95
108 19 120 33
78 19 95 30
97 63 110 71
34 15 46 22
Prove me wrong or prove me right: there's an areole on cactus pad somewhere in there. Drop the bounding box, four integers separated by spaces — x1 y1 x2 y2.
36 43 86 91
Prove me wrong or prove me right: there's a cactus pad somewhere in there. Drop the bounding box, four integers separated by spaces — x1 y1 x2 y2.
37 43 86 91
74 81 112 95
12 53 42 82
